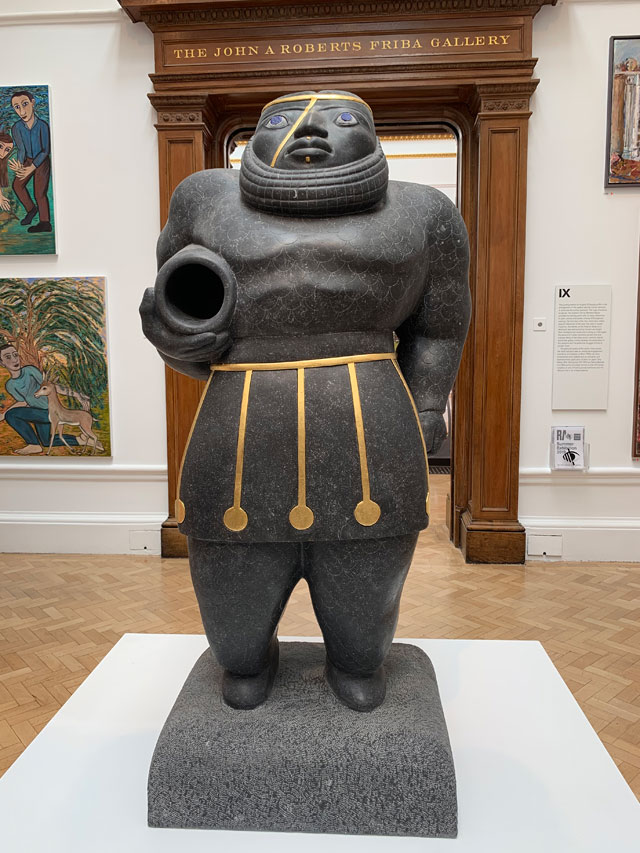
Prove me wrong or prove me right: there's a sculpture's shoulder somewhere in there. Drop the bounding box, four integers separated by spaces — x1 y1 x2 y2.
387 179 458 223
170 168 239 210
388 180 468 252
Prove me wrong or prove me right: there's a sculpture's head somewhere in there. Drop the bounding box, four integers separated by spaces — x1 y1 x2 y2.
251 90 377 171
240 90 388 217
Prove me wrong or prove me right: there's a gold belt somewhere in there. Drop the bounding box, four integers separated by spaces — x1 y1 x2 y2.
175 353 430 531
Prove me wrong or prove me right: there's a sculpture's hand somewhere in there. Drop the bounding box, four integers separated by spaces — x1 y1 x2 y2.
419 410 448 455
139 288 230 362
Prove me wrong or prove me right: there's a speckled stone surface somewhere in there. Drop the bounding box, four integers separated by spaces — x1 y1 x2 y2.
148 642 457 837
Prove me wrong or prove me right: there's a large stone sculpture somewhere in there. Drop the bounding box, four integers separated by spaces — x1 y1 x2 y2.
140 89 470 715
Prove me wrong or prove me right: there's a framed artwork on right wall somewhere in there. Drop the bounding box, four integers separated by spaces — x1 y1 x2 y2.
605 36 640 188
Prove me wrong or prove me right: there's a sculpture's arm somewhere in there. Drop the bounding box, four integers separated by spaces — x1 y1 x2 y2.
139 289 228 382
139 173 232 381
396 192 471 454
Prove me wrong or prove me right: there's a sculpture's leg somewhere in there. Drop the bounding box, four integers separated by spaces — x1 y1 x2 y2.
305 533 419 712
188 538 302 709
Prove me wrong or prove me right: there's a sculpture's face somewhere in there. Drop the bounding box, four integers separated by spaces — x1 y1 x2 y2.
251 92 377 170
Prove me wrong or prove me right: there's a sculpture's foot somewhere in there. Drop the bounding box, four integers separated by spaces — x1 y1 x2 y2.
325 660 386 712
221 638 279 710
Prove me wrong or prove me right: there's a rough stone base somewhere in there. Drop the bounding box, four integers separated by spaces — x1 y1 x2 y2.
148 642 457 837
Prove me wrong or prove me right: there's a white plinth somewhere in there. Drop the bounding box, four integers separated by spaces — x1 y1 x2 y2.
0 635 638 852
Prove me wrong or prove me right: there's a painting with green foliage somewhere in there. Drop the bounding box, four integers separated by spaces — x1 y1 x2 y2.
0 85 56 255
0 277 110 457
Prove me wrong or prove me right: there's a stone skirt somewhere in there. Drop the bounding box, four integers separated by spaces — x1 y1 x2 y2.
177 354 429 542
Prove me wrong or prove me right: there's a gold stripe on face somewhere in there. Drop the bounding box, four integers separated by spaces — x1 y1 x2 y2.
269 95 318 167
289 367 315 530
223 369 253 531
348 362 381 527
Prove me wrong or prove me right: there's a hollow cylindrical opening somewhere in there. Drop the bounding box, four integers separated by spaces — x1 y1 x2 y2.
154 245 237 334
164 262 225 323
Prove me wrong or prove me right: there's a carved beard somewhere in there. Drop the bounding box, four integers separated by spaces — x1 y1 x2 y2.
239 140 389 217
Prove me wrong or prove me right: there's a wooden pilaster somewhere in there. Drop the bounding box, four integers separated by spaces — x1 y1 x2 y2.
459 81 537 563
149 94 216 556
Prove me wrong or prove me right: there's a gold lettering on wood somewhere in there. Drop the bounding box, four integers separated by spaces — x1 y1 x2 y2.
166 31 517 67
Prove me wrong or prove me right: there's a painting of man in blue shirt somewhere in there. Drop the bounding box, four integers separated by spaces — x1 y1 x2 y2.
9 91 52 234
0 344 80 455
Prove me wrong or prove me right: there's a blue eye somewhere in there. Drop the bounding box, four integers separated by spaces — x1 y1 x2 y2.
265 114 288 129
335 111 359 126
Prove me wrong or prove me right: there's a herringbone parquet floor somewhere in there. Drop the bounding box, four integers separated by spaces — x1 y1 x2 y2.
1 476 639 799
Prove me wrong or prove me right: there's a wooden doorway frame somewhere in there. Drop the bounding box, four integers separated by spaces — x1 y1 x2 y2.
120 0 556 562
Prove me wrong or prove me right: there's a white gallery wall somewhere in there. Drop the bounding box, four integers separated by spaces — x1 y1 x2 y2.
0 1 638 559
522 0 640 560
0 3 166 553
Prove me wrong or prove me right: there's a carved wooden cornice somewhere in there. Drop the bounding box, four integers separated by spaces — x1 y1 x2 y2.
120 0 558 27
148 92 219 132
471 79 538 115
150 58 538 89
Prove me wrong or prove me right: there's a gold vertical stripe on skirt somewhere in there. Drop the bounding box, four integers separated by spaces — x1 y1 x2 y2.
289 367 315 530
391 359 431 516
175 371 214 525
348 362 381 526
223 369 253 531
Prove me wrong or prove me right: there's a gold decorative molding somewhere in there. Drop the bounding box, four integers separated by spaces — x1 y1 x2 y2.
379 133 456 141
385 152 457 159
230 152 457 164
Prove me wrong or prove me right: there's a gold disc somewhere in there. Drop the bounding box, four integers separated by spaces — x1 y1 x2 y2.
223 506 248 531
354 499 381 527
289 504 315 530
175 499 186 524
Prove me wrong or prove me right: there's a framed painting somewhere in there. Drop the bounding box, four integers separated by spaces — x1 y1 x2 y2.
605 36 640 188
0 277 111 457
0 84 56 254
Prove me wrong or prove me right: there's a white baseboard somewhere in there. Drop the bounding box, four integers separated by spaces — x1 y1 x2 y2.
522 516 640 562
0 511 166 555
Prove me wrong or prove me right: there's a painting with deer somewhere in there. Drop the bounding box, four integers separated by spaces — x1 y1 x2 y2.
0 277 111 457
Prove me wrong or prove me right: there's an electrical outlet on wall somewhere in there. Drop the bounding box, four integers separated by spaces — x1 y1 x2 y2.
527 533 563 558
129 529 161 553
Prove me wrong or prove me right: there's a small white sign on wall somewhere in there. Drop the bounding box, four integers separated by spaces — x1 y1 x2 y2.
551 426 587 470
552 285 611 410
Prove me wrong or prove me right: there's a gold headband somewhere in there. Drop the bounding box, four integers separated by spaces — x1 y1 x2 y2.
262 94 373 168
261 93 373 114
